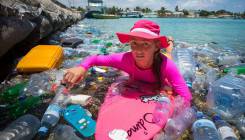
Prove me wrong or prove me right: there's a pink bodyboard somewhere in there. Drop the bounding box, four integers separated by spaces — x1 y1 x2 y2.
95 81 174 140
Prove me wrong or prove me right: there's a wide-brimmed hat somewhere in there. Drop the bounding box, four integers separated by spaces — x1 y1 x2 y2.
116 20 169 48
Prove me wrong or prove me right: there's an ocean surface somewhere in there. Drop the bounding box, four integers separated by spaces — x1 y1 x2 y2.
80 18 245 53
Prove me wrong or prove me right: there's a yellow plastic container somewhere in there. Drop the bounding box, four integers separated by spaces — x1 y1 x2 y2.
17 45 63 72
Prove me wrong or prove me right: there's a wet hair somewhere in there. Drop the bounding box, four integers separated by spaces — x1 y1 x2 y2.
152 41 163 89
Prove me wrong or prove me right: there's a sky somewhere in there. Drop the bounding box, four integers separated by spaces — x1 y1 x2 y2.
58 0 245 12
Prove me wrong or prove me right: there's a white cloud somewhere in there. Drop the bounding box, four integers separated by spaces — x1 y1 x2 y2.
176 0 223 10
57 0 244 12
104 0 172 10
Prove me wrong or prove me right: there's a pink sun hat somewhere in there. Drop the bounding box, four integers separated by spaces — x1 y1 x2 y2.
116 20 169 48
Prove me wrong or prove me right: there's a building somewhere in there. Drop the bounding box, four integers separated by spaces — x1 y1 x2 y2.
119 11 143 18
187 10 200 18
86 0 103 13
172 11 184 17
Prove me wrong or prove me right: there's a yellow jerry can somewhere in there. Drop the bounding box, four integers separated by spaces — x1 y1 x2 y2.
16 45 63 72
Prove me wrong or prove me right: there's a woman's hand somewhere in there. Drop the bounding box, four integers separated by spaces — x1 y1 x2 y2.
166 36 174 53
62 66 87 89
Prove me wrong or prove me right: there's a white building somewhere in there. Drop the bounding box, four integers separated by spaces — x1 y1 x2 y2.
86 0 103 12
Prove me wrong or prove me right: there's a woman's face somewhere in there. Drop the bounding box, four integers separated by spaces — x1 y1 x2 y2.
129 37 159 68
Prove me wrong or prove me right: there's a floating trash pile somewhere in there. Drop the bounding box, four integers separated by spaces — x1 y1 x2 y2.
0 20 244 140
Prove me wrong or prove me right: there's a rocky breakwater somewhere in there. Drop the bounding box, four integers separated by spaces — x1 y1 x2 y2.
0 0 82 81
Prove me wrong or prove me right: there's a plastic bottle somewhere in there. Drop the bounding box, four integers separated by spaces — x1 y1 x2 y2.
162 107 196 140
69 94 92 106
216 55 241 66
172 48 196 86
24 73 51 97
234 115 245 137
38 85 70 137
223 64 245 75
152 96 171 126
53 124 82 140
212 115 238 140
0 114 40 140
0 82 27 102
207 74 245 119
205 68 218 87
192 112 220 140
172 95 190 117
8 96 41 119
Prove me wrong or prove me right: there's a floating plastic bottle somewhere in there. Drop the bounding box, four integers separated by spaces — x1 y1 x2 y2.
205 68 218 87
216 55 241 66
69 94 92 106
62 58 83 68
162 107 196 140
223 64 245 75
207 74 245 119
192 112 220 140
212 115 238 140
152 96 172 126
53 124 82 140
0 114 40 140
172 47 196 87
24 73 52 97
172 95 190 117
234 115 245 137
192 74 206 94
8 96 41 119
38 85 70 137
0 82 27 102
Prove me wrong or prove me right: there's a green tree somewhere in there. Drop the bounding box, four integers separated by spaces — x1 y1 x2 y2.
183 9 189 15
242 11 245 18
142 7 152 13
134 6 142 11
125 7 130 12
216 9 232 15
175 5 179 12
199 10 211 16
157 7 166 16
77 6 85 13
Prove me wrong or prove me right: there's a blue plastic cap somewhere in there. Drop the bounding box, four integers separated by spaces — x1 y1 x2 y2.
196 111 204 119
38 127 48 135
212 115 222 122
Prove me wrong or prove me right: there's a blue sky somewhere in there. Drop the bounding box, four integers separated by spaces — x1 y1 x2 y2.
58 0 245 12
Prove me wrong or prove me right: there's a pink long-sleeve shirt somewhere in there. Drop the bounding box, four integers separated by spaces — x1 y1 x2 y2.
79 52 192 101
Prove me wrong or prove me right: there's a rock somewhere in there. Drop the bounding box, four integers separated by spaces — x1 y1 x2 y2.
0 0 82 58
0 17 36 57
61 37 84 48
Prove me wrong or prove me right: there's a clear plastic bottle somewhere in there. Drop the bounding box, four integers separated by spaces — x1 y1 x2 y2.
162 107 196 140
172 95 190 117
152 96 171 126
212 115 238 140
69 94 92 106
216 55 241 66
53 124 82 140
0 114 40 140
192 112 220 140
234 115 245 137
207 74 245 119
23 72 51 97
172 47 196 87
38 85 70 137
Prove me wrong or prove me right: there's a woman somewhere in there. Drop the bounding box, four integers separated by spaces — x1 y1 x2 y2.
63 19 192 103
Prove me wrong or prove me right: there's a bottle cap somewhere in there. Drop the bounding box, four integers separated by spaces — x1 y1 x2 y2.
38 126 48 135
196 111 204 119
212 115 222 122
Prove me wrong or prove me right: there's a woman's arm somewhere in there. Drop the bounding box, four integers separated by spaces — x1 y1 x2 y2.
63 52 129 88
79 52 128 71
162 58 192 102
165 36 174 59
